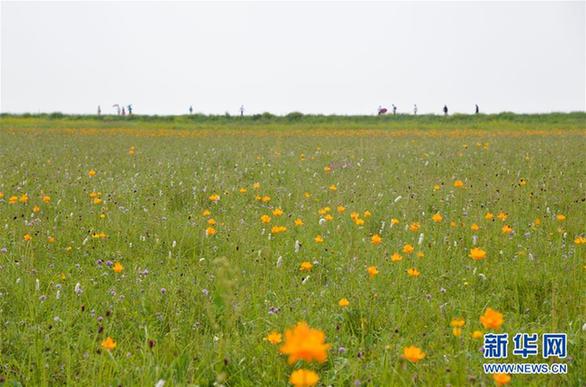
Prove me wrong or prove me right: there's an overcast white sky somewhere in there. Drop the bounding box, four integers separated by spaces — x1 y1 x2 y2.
1 1 584 115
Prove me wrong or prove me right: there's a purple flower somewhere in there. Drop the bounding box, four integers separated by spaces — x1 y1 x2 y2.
160 288 167 294
105 260 113 267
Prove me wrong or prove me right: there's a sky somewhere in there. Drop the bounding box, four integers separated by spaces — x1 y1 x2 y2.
1 1 584 115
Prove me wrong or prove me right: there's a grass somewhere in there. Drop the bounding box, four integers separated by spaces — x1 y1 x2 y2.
0 114 584 386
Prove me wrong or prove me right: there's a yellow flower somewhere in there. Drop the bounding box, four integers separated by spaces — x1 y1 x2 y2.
279 322 331 364
113 262 124 273
265 331 282 344
101 337 116 351
128 146 136 155
480 308 504 330
93 197 103 205
409 222 420 232
469 247 487 260
501 225 513 234
271 226 287 234
24 234 32 241
450 318 465 328
433 184 441 191
453 180 464 188
407 268 420 277
432 213 443 223
260 214 271 224
33 205 41 213
289 369 319 387
354 218 365 226
314 235 324 243
575 236 586 245
88 169 96 177
497 211 508 221
324 214 334 221
391 218 400 226
19 193 29 204
324 165 331 173
272 207 284 217
390 252 403 262
47 236 55 243
208 193 220 202
371 234 382 245
533 218 541 226
492 373 511 385
470 223 480 232
402 244 414 254
294 218 304 226
202 209 211 217
416 251 425 258
303 192 311 198
206 227 217 236
452 327 462 337
0 192 3 199
336 205 346 214
518 178 527 186
8 196 18 204
42 195 51 204
300 261 313 271
253 182 260 190
363 210 372 218
338 298 350 307
207 218 216 225
367 266 379 278
484 212 494 220
261 195 271 203
556 214 566 222
471 330 483 339
401 345 425 362
329 184 337 191
239 187 247 193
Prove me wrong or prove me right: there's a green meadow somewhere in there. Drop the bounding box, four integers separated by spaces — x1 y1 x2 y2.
0 113 584 386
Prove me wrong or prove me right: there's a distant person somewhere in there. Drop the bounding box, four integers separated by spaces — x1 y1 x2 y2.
413 104 418 115
443 105 448 116
189 105 193 115
113 104 120 115
392 104 397 115
122 107 126 116
240 105 245 117
127 104 133 115
475 104 479 114
377 106 388 115
97 105 101 116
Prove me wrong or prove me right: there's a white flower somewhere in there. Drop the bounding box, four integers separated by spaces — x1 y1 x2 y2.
74 282 83 296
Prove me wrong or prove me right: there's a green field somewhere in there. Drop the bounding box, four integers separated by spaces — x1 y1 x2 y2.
0 114 585 386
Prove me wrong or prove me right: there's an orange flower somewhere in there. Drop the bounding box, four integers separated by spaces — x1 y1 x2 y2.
300 261 313 271
101 336 116 351
113 262 124 273
336 205 346 214
19 193 29 204
453 180 464 188
480 308 504 330
206 227 217 236
391 252 403 262
208 193 220 202
23 234 32 241
402 244 414 254
409 222 420 232
391 218 400 226
407 268 420 277
42 195 51 204
401 345 425 362
253 182 261 190
314 235 324 243
471 330 483 339
265 331 282 344
88 169 96 177
432 213 443 223
501 225 513 234
289 369 319 387
338 298 350 307
294 218 304 226
272 207 284 217
484 212 494 220
279 322 331 364
471 223 480 232
202 209 211 217
469 247 487 260
497 211 508 221
371 234 382 245
239 187 247 193
260 214 271 224
329 184 337 191
556 214 566 222
492 373 511 385
271 226 287 234
367 266 379 278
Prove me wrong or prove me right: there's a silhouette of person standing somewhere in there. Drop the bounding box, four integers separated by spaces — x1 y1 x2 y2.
97 106 101 116
127 105 133 115
475 104 479 114
443 105 448 116
392 104 397 115
189 105 193 115
240 105 245 117
122 107 126 116
413 104 418 115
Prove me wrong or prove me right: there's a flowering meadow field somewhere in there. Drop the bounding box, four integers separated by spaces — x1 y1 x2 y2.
0 114 584 386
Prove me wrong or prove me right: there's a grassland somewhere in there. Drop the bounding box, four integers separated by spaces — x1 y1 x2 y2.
0 113 585 386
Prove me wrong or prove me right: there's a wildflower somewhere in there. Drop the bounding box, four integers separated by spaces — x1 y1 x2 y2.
363 210 372 218
497 211 508 221
519 178 527 186
113 262 124 273
471 223 480 232
24 234 32 241
265 331 282 344
42 195 51 204
433 184 441 191
272 207 284 217
407 268 420 277
88 169 96 177
279 321 331 364
271 226 287 234
416 251 425 258
471 330 483 339
484 212 494 220
303 192 311 198
492 373 511 385
575 236 586 245
337 205 346 214
329 184 337 191
239 187 247 193
533 218 541 226
202 209 211 217
261 195 271 203
409 222 420 232
300 261 313 271
480 308 504 330
450 318 465 336
469 247 487 260
314 235 324 243
19 193 29 204
8 196 18 204
501 225 513 234
354 218 365 226
371 234 382 245
294 218 304 226
324 165 331 172
401 346 425 362
48 236 55 243
391 218 400 226
556 214 566 222
367 266 379 278
338 298 350 307
206 227 217 236
260 214 271 224
253 182 260 190
101 337 116 351
289 369 319 387
391 252 402 262
208 193 220 202
93 197 103 205
402 244 414 254
453 180 464 188
432 213 443 223
207 218 216 225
